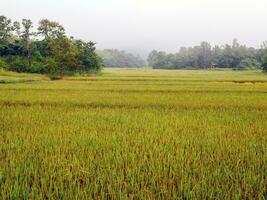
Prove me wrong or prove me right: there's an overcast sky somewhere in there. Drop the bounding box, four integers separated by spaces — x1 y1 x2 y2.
1 0 267 56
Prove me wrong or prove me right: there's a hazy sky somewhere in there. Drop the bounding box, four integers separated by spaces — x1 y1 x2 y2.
1 0 267 56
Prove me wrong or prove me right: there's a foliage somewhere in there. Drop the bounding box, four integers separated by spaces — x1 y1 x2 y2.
0 69 266 198
48 36 79 76
0 57 8 69
0 40 27 57
7 56 29 72
97 49 146 68
148 40 265 70
0 15 101 75
263 49 267 72
236 58 261 70
74 40 102 71
0 16 14 43
38 19 65 39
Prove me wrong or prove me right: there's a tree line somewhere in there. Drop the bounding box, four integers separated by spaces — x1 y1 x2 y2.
1 15 267 73
148 40 267 72
97 49 146 68
0 15 101 77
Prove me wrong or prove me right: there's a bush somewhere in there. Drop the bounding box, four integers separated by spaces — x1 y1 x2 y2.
8 56 29 73
0 57 8 69
262 63 267 72
30 61 48 74
236 58 261 70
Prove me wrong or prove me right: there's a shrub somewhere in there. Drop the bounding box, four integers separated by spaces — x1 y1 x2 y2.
0 57 8 69
8 56 29 73
30 61 48 74
262 63 267 72
236 58 261 70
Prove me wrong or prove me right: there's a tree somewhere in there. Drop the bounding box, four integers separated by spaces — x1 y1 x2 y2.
0 15 14 43
237 58 261 70
75 40 102 71
147 50 168 69
38 19 65 39
212 45 223 67
21 19 33 42
48 36 79 76
21 19 34 67
147 50 158 67
198 42 212 68
13 21 21 38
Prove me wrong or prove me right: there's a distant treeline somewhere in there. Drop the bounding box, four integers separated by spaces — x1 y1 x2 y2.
0 15 101 76
97 49 146 68
148 40 267 71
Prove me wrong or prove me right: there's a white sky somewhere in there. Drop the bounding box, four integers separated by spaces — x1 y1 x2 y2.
1 0 267 56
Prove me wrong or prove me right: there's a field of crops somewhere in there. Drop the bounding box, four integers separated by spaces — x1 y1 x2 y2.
0 68 266 199
0 69 45 84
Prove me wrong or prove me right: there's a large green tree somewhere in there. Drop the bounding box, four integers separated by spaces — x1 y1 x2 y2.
48 36 79 76
21 19 34 67
74 40 102 71
198 42 212 68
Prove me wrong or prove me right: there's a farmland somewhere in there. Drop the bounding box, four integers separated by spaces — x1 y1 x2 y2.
0 68 267 199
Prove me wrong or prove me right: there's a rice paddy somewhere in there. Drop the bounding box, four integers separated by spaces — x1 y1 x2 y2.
0 70 45 84
0 68 266 199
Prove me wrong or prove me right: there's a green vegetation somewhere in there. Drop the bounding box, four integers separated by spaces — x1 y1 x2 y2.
0 69 266 199
148 39 266 71
97 49 146 68
236 58 261 70
0 69 45 83
263 48 267 72
0 16 101 76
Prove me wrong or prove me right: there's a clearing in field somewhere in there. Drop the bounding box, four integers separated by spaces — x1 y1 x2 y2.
0 69 266 199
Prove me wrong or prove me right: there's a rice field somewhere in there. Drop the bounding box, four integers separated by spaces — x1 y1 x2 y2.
0 68 266 199
0 69 45 84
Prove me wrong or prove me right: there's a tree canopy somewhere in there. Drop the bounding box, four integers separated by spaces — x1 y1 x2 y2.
0 15 102 76
148 40 265 71
1 15 266 74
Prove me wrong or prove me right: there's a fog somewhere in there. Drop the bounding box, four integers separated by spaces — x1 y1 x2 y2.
1 0 267 57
